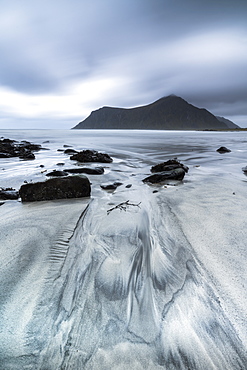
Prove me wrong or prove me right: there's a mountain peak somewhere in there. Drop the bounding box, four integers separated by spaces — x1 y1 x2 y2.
72 96 237 130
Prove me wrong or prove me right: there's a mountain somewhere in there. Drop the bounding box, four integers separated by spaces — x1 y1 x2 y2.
216 116 239 129
72 95 238 130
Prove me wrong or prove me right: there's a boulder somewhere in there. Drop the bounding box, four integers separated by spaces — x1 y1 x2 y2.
64 167 104 175
70 150 113 163
143 168 186 184
151 159 189 173
216 146 231 153
19 176 91 202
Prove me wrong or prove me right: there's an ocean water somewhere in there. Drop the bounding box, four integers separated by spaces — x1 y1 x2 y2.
0 129 246 369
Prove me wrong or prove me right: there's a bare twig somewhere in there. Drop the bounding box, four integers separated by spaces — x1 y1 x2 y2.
107 200 141 215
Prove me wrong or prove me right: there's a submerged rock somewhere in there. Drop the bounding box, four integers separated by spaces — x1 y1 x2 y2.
216 146 231 153
64 167 104 175
100 182 123 190
70 150 113 163
143 167 186 183
0 187 19 200
151 159 189 173
19 176 91 202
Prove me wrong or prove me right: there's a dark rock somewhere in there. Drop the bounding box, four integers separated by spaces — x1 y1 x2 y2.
100 182 123 190
0 202 4 206
40 164 45 168
1 138 16 144
153 190 159 193
57 149 64 152
19 176 91 202
57 162 65 166
143 168 186 183
63 144 72 148
125 184 132 188
19 150 36 160
242 166 247 173
0 187 19 200
0 138 45 160
151 159 189 173
46 170 68 177
70 150 113 163
0 152 12 158
19 141 42 152
216 146 231 153
64 167 104 175
64 148 78 154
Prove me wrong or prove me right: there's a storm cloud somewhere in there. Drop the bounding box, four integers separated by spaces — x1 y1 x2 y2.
0 0 247 128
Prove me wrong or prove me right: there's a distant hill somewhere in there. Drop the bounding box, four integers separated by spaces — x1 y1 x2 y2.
72 95 238 130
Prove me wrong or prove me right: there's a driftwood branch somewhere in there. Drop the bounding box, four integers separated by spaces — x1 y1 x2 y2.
107 200 141 215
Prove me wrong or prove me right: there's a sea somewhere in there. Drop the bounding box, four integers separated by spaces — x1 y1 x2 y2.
0 129 246 369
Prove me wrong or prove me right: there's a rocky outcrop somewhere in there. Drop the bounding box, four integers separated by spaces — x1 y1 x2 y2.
19 176 91 202
70 150 113 163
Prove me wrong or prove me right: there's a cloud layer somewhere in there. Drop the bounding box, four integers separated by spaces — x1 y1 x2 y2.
0 0 247 128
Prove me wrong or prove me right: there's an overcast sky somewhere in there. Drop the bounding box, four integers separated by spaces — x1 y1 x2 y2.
0 0 246 129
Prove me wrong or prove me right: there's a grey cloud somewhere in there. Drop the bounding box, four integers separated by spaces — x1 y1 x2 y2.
0 0 246 126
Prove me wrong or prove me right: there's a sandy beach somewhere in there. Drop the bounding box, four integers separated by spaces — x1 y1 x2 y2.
0 129 246 369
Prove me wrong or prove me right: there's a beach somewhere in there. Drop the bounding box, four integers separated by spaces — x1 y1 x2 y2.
0 129 246 369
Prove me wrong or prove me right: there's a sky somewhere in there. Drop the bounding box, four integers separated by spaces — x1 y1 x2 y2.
0 0 247 129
